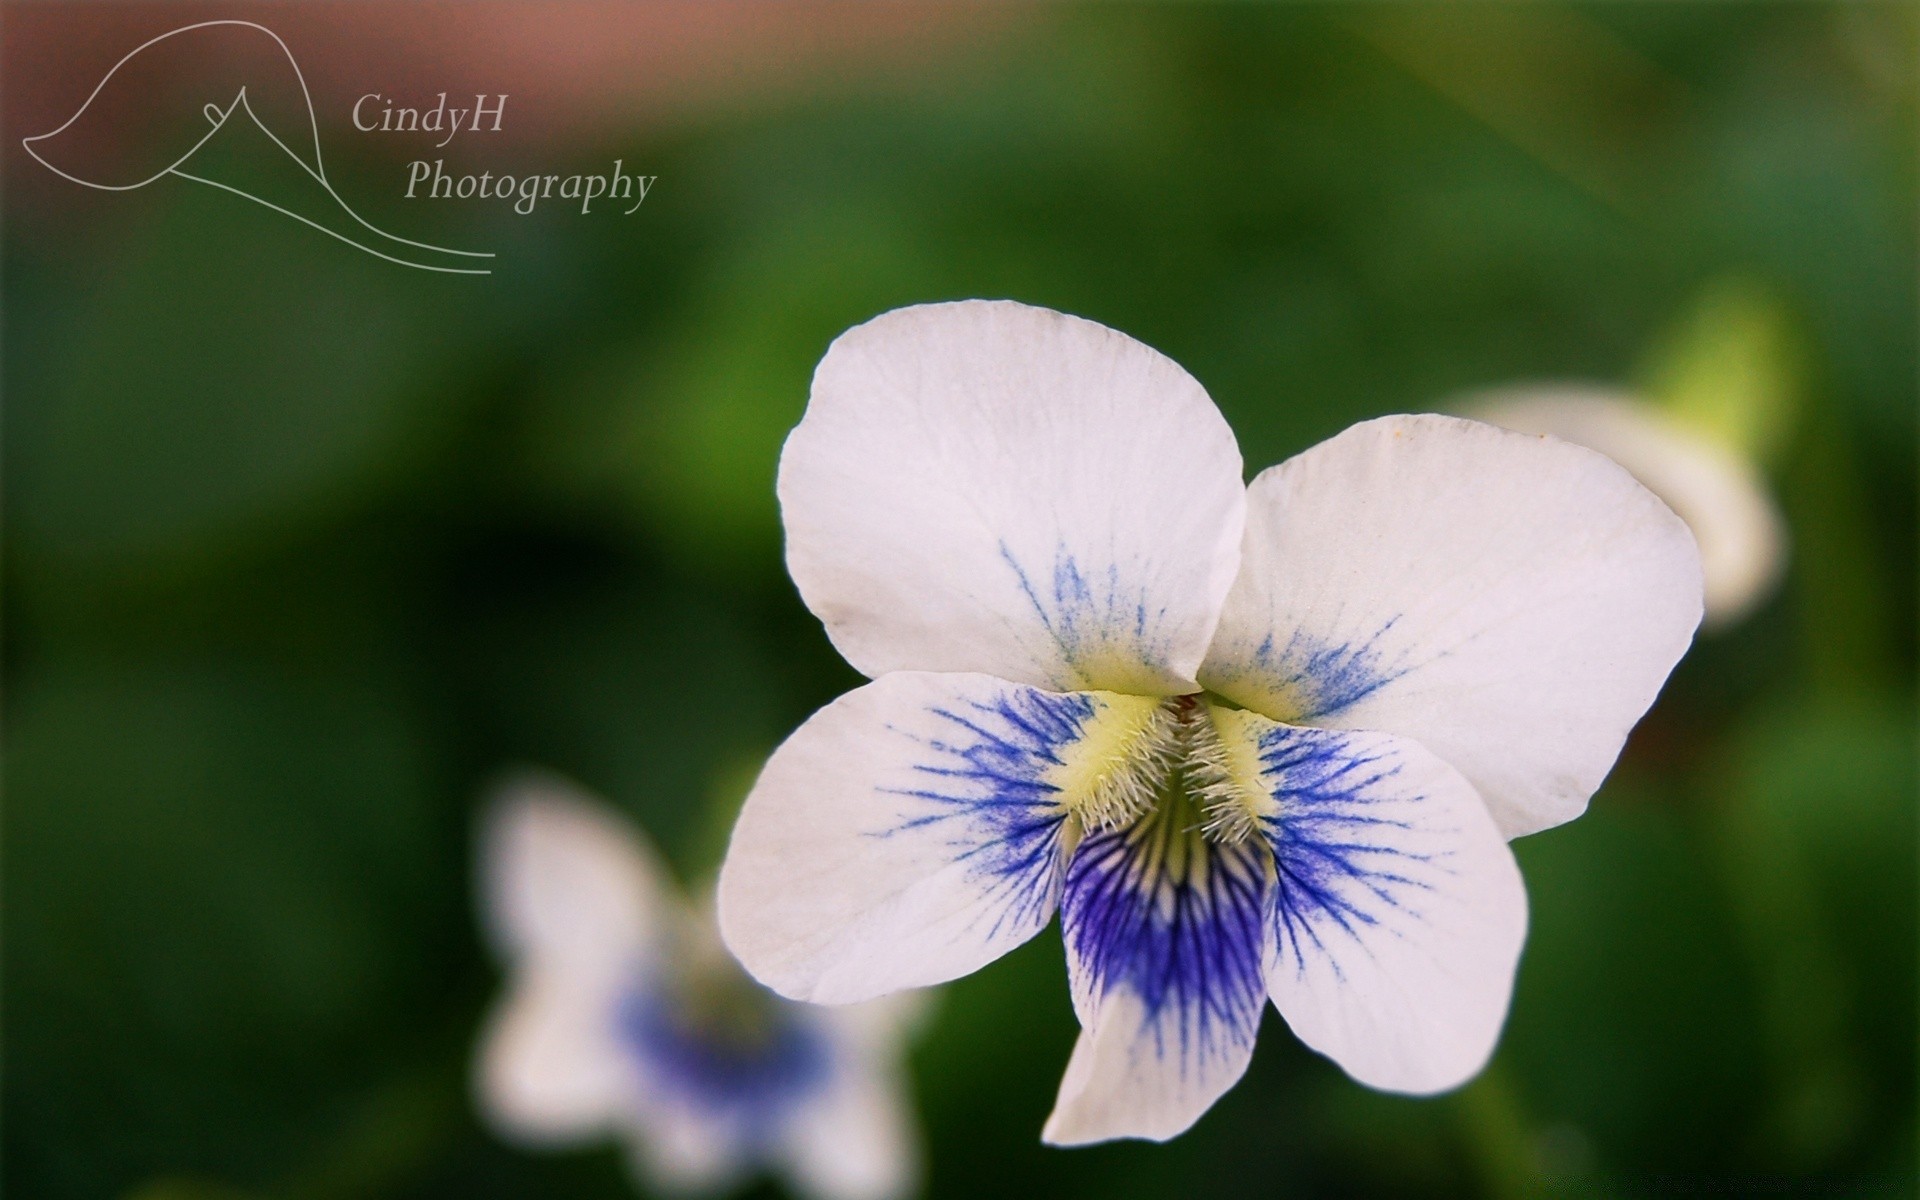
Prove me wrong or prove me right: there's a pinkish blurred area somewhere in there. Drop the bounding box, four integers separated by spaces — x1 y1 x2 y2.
4 3 1018 149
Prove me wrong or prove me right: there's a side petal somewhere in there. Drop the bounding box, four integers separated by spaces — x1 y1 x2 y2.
779 300 1246 695
780 1051 919 1200
720 672 1107 1004
624 1107 747 1197
479 769 672 982
1042 804 1273 1145
1201 414 1703 838
1248 719 1528 1094
476 971 628 1144
1464 386 1786 627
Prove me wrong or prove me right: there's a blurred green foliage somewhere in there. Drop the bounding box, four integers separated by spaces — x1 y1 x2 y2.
5 5 1914 1199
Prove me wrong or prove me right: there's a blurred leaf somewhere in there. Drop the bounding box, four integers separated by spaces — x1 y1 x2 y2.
1505 793 1768 1178
11 172 481 580
1639 275 1803 465
1715 696 1917 1167
521 202 945 576
4 660 452 1197
1780 394 1902 698
456 576 787 873
124 1181 263 1200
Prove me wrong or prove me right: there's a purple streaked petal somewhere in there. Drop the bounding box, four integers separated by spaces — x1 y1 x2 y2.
615 976 832 1145
1252 720 1528 1095
1201 413 1701 838
1044 802 1272 1144
721 672 1106 1005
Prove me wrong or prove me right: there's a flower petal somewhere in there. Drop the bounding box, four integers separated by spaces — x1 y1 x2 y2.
477 971 628 1144
479 770 671 982
1464 386 1786 626
625 1104 746 1196
779 300 1246 694
1201 414 1703 838
1042 804 1273 1144
1246 718 1527 1094
721 672 1113 1004
780 1047 919 1200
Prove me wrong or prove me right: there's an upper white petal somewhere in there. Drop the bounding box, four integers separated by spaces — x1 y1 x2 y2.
779 300 1246 694
1250 720 1528 1094
1201 414 1703 838
719 672 1086 1004
476 970 629 1145
624 1103 747 1197
478 769 672 982
1465 386 1786 626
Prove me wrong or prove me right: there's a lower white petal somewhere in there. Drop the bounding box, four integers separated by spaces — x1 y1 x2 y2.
626 1105 747 1196
476 972 627 1144
721 672 1101 1004
1043 805 1273 1145
780 1057 919 1200
1253 720 1527 1094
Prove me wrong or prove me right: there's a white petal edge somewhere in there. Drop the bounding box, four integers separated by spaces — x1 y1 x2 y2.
476 971 630 1145
624 1104 747 1197
478 769 672 984
1464 386 1786 627
719 672 1087 1004
1042 985 1266 1148
1252 720 1528 1094
1201 413 1703 838
1042 813 1272 1145
779 300 1247 695
780 1049 919 1200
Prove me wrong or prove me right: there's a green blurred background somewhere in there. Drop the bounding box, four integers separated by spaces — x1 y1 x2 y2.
4 4 1915 1197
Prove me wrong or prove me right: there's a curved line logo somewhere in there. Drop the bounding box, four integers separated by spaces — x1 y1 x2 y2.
22 20 495 276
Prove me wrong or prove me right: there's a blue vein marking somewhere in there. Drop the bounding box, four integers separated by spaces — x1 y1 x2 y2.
1255 725 1460 983
1245 621 1415 721
999 540 1172 684
1061 800 1270 1080
877 686 1088 941
614 974 830 1145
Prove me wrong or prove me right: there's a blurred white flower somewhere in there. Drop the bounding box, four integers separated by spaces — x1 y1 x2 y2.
716 301 1704 1145
476 771 923 1200
1463 386 1787 627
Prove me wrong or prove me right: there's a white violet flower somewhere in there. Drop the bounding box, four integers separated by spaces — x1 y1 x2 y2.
477 771 924 1199
1461 385 1786 628
717 301 1704 1146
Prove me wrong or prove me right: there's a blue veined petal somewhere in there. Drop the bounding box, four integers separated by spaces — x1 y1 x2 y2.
881 681 1102 937
1202 622 1416 725
474 778 673 1147
617 932 922 1199
1043 796 1273 1145
1199 414 1701 838
721 672 1157 1005
615 974 832 1147
779 300 1246 695
994 540 1187 696
776 998 923 1200
1246 719 1529 1095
